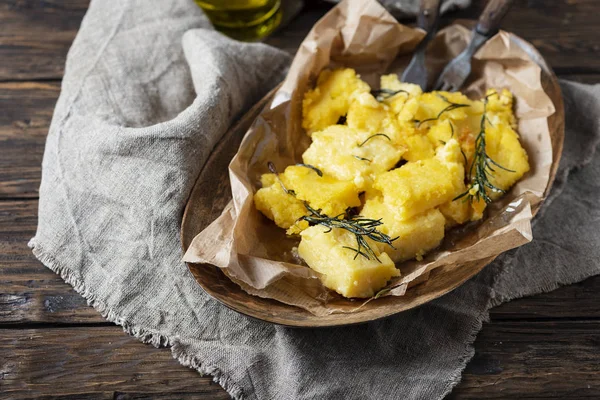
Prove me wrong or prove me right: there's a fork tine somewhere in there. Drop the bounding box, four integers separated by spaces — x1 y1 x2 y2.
434 74 447 91
437 80 449 92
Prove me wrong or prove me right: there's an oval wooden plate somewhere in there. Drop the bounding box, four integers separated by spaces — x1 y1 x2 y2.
181 33 564 328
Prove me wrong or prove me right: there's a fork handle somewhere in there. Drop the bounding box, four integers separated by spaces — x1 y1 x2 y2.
475 0 515 37
417 0 442 36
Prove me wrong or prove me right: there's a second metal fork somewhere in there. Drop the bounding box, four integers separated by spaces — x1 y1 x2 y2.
435 0 515 92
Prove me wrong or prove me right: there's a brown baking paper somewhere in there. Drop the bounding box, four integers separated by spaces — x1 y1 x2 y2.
183 0 555 316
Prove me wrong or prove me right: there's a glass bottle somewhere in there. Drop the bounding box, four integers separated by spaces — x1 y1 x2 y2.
195 0 282 41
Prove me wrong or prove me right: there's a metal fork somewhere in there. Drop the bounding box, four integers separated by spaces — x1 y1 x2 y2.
401 0 442 90
435 0 515 92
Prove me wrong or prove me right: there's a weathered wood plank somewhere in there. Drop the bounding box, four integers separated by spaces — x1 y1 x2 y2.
451 320 600 399
0 327 230 400
270 0 600 72
0 321 598 399
0 0 89 80
0 81 59 199
0 82 58 138
490 275 600 321
449 0 600 69
0 200 104 324
558 74 600 85
1 0 600 80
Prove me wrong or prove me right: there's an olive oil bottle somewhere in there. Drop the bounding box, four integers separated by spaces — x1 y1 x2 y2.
195 0 282 41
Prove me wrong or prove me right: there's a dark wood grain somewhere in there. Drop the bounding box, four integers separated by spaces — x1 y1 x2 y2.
0 200 105 324
265 1 600 71
0 327 230 400
0 322 597 399
1 0 600 80
456 0 600 71
0 0 89 81
0 81 59 198
558 73 600 85
450 321 600 399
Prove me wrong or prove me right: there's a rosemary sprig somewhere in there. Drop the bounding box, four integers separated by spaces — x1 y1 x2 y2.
299 203 398 262
371 88 409 102
353 155 372 163
267 161 296 196
460 147 468 166
454 93 515 204
357 133 391 147
296 163 323 177
414 94 470 127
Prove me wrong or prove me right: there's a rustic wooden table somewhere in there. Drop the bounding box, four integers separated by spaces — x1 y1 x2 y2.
1 1 599 398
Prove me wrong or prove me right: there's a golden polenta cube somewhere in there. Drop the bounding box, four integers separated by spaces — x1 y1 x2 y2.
435 139 465 193
254 173 308 230
361 198 445 262
281 165 361 217
439 198 471 228
397 97 420 122
379 74 422 115
400 133 435 162
302 125 403 190
484 121 530 198
302 68 371 135
374 158 458 219
470 198 487 221
435 139 483 226
298 225 399 298
486 89 516 128
412 92 472 127
427 120 455 148
346 92 404 143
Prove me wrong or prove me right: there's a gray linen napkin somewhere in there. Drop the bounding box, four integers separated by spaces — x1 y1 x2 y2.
30 0 600 399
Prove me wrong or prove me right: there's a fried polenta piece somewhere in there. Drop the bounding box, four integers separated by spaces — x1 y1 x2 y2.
254 173 308 232
302 125 403 190
373 158 458 220
298 225 399 298
379 74 422 115
361 198 445 263
302 68 371 135
281 165 361 218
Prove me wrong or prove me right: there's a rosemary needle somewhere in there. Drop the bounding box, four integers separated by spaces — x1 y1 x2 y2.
357 133 392 147
296 163 323 177
267 161 295 196
371 88 409 102
353 155 372 163
414 94 470 127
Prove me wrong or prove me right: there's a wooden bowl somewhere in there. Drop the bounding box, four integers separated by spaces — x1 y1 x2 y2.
180 33 564 328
